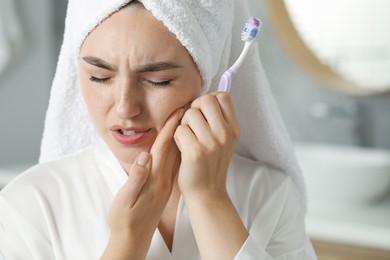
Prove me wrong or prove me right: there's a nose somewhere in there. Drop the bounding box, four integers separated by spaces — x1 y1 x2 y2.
115 81 142 119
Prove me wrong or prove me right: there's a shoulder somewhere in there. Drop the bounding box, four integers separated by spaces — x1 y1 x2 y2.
1 145 98 201
227 153 292 197
227 153 302 221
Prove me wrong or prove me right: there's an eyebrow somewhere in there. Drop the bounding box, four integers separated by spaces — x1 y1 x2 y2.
134 62 183 73
82 56 182 73
82 56 116 71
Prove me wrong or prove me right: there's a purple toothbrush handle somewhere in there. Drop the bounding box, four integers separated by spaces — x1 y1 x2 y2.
218 65 238 93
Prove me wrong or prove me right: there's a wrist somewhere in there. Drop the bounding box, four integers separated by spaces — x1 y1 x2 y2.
182 188 230 208
101 231 150 260
182 188 248 259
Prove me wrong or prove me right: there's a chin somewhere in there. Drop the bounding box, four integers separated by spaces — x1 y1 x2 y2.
111 143 150 166
103 133 154 168
113 148 138 164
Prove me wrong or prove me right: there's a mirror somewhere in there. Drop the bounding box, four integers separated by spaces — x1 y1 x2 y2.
266 0 390 95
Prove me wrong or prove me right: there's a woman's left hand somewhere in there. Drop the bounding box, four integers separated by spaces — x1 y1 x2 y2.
174 92 247 259
174 92 240 198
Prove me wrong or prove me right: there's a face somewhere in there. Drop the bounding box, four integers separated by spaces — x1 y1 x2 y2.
78 5 202 171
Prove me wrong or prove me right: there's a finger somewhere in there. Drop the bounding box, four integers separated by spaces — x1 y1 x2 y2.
150 108 184 177
171 151 181 184
212 92 240 144
190 94 226 127
192 92 239 145
174 124 200 158
161 137 180 183
210 92 239 128
180 108 214 144
190 94 230 140
116 152 150 208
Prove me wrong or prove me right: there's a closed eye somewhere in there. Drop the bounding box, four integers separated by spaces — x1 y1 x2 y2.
146 80 172 87
89 76 110 84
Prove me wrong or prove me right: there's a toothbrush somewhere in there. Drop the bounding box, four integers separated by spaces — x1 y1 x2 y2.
218 17 261 92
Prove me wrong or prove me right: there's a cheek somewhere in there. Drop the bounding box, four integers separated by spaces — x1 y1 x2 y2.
80 79 95 113
146 96 177 131
148 88 200 131
79 78 110 124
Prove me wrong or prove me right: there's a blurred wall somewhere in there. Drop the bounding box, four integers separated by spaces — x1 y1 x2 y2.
0 0 54 165
248 0 390 149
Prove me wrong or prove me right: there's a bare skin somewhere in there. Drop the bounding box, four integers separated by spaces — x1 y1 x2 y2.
78 4 248 260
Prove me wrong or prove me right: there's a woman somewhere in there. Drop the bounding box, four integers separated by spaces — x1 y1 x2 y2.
0 0 316 259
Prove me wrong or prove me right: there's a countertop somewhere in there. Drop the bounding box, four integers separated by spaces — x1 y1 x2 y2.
306 194 390 250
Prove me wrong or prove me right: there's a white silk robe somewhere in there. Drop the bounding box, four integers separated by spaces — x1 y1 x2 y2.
0 142 316 259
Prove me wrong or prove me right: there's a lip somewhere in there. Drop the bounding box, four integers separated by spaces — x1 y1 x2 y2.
110 125 151 145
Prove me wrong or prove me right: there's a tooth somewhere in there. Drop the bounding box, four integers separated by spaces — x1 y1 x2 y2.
120 130 137 136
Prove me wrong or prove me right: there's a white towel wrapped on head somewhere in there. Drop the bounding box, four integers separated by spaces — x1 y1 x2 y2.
40 0 306 205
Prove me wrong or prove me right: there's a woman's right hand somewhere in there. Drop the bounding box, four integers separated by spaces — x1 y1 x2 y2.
101 108 183 260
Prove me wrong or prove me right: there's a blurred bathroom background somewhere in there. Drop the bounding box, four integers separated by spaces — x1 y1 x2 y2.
1 0 390 165
1 0 390 259
0 0 66 165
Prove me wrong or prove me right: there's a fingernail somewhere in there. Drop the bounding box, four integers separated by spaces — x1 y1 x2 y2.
137 151 149 166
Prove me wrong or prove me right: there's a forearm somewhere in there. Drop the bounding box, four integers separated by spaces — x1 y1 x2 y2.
184 191 248 260
100 232 150 260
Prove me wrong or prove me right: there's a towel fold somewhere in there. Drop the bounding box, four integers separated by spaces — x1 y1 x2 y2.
40 0 306 205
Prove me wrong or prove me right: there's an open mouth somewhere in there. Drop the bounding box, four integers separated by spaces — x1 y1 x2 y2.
119 129 138 136
111 126 151 145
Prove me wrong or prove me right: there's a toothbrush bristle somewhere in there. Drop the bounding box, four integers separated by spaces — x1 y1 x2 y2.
241 17 261 42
